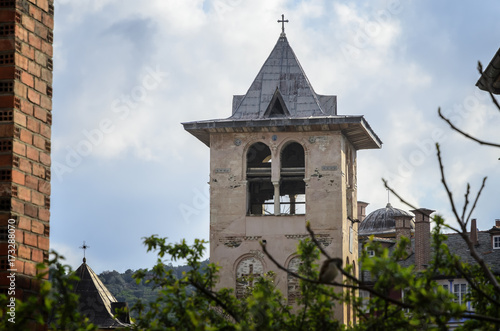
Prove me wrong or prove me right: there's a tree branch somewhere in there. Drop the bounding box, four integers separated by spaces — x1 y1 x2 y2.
438 108 500 148
436 145 500 291
187 279 241 323
454 260 500 306
261 240 413 309
261 240 500 325
382 179 418 211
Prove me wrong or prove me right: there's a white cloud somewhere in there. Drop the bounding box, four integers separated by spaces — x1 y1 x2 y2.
51 0 500 273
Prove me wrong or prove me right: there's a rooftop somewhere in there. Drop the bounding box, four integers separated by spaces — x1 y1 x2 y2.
73 260 131 328
359 203 414 237
183 34 381 150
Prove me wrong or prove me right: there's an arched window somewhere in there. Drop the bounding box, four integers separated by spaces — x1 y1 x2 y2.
235 256 263 298
287 256 302 304
280 142 305 215
247 143 274 215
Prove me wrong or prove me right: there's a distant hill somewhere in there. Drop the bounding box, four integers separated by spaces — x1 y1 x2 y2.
98 260 209 317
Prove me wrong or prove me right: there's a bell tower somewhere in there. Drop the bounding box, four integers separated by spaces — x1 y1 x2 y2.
183 22 381 322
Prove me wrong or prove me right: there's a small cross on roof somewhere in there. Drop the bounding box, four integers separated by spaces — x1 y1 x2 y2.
278 14 289 36
79 241 90 263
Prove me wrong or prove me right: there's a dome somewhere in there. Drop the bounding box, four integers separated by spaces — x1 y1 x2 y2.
359 203 414 237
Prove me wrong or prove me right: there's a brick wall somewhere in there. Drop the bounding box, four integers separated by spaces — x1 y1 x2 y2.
394 214 413 256
411 208 434 271
0 0 53 306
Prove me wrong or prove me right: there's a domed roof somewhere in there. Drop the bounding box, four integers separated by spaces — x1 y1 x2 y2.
359 203 414 237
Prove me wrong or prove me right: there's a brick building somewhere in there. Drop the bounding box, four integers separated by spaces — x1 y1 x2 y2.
0 0 54 311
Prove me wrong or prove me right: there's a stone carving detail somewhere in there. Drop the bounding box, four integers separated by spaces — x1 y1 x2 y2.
316 234 333 247
285 234 332 246
285 234 308 239
244 236 262 241
220 236 262 248
220 236 242 248
235 256 263 298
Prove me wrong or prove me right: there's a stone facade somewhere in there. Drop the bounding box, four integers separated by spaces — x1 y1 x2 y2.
0 0 54 312
184 33 381 324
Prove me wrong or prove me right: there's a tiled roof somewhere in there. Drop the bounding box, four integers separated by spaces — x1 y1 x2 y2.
444 231 500 274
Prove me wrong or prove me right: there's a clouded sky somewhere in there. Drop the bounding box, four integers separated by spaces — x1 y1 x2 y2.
51 0 500 273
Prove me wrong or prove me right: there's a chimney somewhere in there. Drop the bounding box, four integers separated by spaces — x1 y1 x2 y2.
411 208 434 271
395 214 413 256
357 201 369 222
470 219 478 246
496 219 500 228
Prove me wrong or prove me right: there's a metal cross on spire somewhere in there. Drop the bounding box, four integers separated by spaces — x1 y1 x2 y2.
79 241 90 263
278 14 288 37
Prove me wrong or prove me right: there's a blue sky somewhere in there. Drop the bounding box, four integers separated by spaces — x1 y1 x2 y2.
51 0 500 273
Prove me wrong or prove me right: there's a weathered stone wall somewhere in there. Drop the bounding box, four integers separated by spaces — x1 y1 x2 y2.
209 129 359 322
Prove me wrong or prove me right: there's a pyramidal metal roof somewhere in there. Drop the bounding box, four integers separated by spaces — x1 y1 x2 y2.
230 35 335 119
73 261 131 328
183 33 382 150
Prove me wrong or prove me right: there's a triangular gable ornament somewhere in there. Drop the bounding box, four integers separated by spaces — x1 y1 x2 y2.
263 87 290 118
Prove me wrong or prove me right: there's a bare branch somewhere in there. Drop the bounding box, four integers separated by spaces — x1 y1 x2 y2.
260 241 413 310
382 179 418 211
465 177 487 226
261 240 500 325
436 145 500 291
305 222 331 259
438 108 500 148
461 184 470 225
436 144 463 224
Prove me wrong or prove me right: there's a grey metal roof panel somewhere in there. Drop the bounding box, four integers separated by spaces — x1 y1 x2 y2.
230 36 330 119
